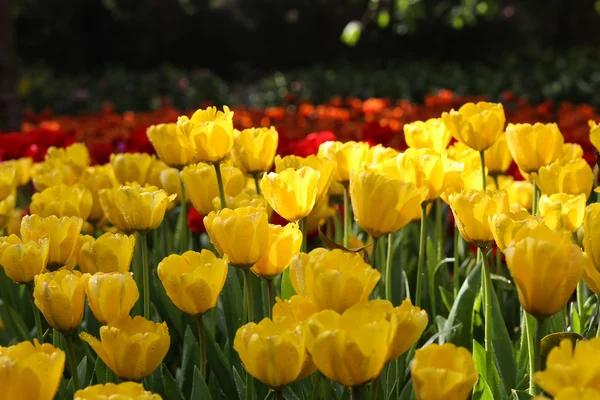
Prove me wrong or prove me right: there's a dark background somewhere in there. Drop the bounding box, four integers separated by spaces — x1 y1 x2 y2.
2 0 600 130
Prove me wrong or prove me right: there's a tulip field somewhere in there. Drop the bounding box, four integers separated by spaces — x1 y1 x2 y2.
1 92 600 400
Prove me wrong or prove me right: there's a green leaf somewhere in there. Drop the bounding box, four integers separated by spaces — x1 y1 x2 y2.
233 366 246 400
472 376 495 400
540 332 584 370
206 329 240 400
472 340 503 400
77 356 88 390
439 284 454 313
511 389 534 399
191 366 212 400
221 268 244 363
398 377 414 400
442 261 481 347
377 10 390 28
281 269 296 300
283 386 302 400
340 21 362 47
178 326 200 397
162 364 185 400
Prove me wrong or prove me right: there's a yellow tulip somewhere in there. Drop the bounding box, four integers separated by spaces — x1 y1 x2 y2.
274 154 335 202
76 232 135 272
404 118 452 153
34 270 85 333
505 123 564 173
350 169 426 238
289 248 380 313
318 141 369 183
305 195 336 233
539 193 586 232
80 315 170 381
366 144 400 166
410 343 478 400
79 165 118 221
158 167 183 203
21 215 83 271
145 159 169 189
157 250 228 315
504 227 583 318
490 206 542 252
535 158 594 199
590 120 600 152
0 340 65 400
110 152 155 185
0 193 16 231
232 126 279 174
305 306 389 387
211 191 270 215
556 143 585 165
442 102 506 151
204 206 270 268
352 299 428 363
83 272 139 324
147 122 195 168
535 388 600 400
30 184 93 220
0 164 16 202
534 338 600 396
32 159 80 191
328 180 345 196
5 208 21 236
448 189 510 248
446 141 480 171
272 295 319 323
261 167 319 222
234 316 315 389
178 106 235 163
1 157 33 186
502 178 534 211
583 204 600 294
100 185 176 233
75 382 162 400
181 162 245 215
484 134 513 174
0 235 49 283
252 223 302 279
46 143 90 176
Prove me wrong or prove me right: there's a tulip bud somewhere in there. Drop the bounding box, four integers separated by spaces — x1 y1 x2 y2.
506 123 564 173
178 106 234 163
318 141 369 184
232 126 279 174
442 102 506 151
75 382 162 400
147 122 195 168
252 223 302 279
34 270 86 333
274 154 335 202
83 272 139 324
0 235 49 283
261 167 320 222
404 118 452 153
30 184 93 220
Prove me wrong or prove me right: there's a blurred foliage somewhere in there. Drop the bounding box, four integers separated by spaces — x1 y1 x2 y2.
19 48 600 113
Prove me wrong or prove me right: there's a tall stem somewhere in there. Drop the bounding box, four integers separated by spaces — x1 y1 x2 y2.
435 198 443 261
266 279 274 319
534 318 543 380
141 232 150 320
577 280 586 332
252 173 262 196
479 151 487 190
64 333 79 390
179 175 188 254
481 248 493 358
350 386 361 400
343 184 350 248
310 373 321 400
525 314 536 395
369 236 380 269
415 203 428 308
244 268 255 323
385 233 394 302
369 377 378 400
27 283 43 342
532 182 541 216
274 391 283 400
299 218 307 253
197 315 207 379
214 162 227 210
453 224 460 298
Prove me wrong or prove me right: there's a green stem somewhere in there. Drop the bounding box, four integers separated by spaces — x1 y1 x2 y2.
479 151 487 190
435 198 443 261
415 203 428 307
453 224 460 299
53 328 60 347
266 279 274 319
369 377 378 400
343 185 350 248
244 268 255 323
253 173 262 196
492 175 502 273
27 283 43 343
214 162 227 210
263 391 275 400
141 232 150 320
197 314 207 379
64 333 80 390
577 280 586 333
525 314 536 395
179 175 188 254
299 217 307 253
311 373 321 400
532 181 541 216
385 233 394 302
274 391 283 400
481 248 493 358
369 236 380 269
349 386 361 400
535 318 543 377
